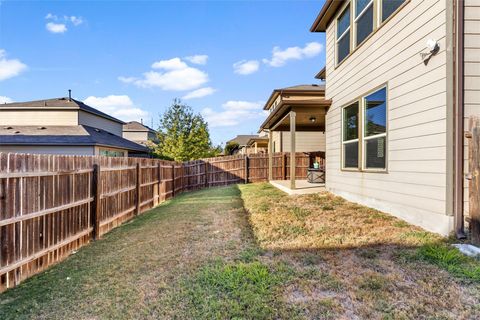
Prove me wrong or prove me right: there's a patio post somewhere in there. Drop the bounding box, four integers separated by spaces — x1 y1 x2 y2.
290 111 296 190
268 130 273 181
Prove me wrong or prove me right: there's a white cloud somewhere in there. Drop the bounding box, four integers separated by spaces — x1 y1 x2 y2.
0 96 13 104
185 55 208 65
262 42 323 67
46 22 67 33
69 16 83 26
233 60 259 75
83 95 149 122
120 57 209 91
45 13 84 33
201 100 264 127
182 87 216 100
151 57 188 70
0 49 27 81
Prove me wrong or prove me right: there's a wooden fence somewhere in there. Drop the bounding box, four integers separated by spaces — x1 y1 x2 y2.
0 151 316 292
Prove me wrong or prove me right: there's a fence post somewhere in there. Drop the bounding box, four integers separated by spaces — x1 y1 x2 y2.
282 153 287 180
469 117 480 245
91 164 101 240
136 162 141 215
172 164 175 197
157 162 162 205
205 161 209 188
244 155 249 184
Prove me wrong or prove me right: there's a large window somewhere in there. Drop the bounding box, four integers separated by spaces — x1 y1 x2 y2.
354 0 374 46
100 149 125 157
381 0 406 22
342 87 387 171
363 88 387 169
342 102 359 169
335 0 407 66
336 4 351 65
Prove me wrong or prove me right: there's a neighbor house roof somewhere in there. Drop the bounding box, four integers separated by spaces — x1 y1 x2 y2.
264 84 326 110
227 135 260 147
310 0 346 32
246 136 269 147
123 121 157 133
0 97 125 124
0 125 149 152
315 67 326 80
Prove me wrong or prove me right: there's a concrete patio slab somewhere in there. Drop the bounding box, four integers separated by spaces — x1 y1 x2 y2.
270 180 326 195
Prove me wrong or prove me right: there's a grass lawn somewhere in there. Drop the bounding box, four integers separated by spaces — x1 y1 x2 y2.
1 183 479 319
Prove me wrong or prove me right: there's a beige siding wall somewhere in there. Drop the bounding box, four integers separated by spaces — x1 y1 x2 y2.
324 0 452 234
0 110 78 126
0 145 94 155
271 131 326 153
464 0 480 219
123 131 148 142
78 111 123 136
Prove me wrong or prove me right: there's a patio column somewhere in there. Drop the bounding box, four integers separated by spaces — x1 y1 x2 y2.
290 111 296 190
268 130 273 181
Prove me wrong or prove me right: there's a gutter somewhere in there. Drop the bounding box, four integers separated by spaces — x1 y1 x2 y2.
454 0 466 239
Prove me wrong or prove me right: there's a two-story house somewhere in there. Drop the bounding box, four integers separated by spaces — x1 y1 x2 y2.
310 0 479 236
0 95 149 157
122 121 159 147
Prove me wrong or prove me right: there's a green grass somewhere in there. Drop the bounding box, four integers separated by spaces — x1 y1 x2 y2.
181 260 282 319
416 243 480 282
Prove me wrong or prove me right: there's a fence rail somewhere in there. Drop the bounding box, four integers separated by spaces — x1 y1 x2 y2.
0 151 318 292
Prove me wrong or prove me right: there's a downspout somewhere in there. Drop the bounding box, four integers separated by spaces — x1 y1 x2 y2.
454 0 466 239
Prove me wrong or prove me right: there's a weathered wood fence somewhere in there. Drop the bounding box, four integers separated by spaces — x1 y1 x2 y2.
0 151 316 292
466 116 480 246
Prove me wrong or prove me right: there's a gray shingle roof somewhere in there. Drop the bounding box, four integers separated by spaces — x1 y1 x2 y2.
227 135 260 146
0 125 149 152
123 121 156 132
0 97 125 124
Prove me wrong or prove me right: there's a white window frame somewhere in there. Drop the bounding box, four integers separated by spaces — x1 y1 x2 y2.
335 3 351 66
353 0 374 47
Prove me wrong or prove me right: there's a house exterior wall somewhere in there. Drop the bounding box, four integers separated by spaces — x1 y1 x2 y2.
464 0 480 220
78 111 123 136
0 110 78 126
123 131 148 142
323 0 452 234
272 131 326 153
0 145 94 155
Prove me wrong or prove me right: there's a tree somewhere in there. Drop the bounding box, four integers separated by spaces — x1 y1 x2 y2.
224 141 239 155
154 99 221 161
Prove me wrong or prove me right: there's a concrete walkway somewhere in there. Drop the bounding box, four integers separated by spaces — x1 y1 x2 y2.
269 180 325 195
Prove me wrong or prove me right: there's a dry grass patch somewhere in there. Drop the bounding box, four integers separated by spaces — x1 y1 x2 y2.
239 182 480 319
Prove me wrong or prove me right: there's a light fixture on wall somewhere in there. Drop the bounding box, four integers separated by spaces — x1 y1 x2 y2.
420 39 440 65
309 116 316 123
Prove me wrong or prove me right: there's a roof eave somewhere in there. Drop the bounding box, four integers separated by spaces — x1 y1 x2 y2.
310 0 344 32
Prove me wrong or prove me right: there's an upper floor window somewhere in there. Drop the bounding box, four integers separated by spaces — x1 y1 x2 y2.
355 0 374 46
335 0 407 66
381 0 406 22
336 4 351 65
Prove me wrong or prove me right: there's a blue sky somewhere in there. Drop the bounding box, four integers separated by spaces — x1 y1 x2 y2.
0 0 326 146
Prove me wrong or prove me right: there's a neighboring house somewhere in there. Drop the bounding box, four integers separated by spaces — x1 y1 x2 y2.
309 0 480 236
123 121 159 147
226 135 260 155
260 85 329 154
0 96 149 157
246 136 269 154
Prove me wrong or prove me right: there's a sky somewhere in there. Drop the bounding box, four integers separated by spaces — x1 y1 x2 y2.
0 0 326 146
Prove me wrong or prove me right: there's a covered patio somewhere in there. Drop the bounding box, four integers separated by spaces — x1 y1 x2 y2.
259 84 331 191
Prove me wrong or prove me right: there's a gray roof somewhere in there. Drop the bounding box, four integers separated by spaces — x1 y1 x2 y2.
277 84 325 92
0 125 149 152
123 121 157 132
227 135 260 146
0 97 125 124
